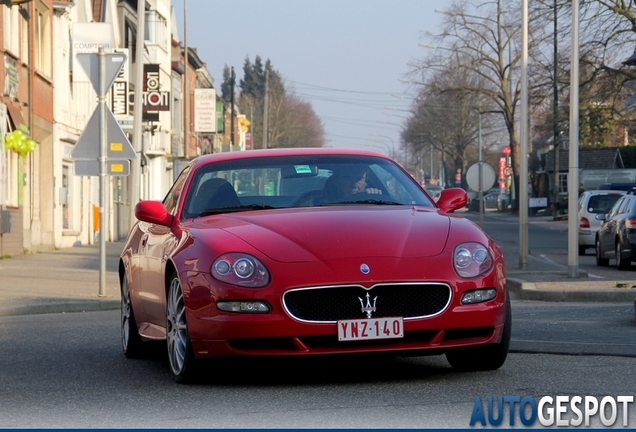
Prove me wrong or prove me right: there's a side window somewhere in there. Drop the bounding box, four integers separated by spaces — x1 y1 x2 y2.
608 198 623 218
163 165 190 215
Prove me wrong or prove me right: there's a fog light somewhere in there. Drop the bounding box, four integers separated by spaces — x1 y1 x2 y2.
461 288 497 304
217 300 271 313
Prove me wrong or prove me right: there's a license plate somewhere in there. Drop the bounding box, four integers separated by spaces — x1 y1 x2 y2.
338 317 404 341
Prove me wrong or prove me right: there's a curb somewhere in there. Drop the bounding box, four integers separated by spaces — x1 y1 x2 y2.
508 277 636 302
0 299 120 317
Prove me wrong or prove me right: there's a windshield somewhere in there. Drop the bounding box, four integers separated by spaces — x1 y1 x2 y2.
180 155 435 218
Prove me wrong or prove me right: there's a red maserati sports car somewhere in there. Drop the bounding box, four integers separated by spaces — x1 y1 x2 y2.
119 148 510 383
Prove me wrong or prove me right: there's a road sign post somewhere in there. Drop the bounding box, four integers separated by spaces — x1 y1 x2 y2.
71 48 134 297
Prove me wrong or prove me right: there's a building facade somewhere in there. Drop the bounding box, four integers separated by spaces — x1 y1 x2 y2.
1 0 233 254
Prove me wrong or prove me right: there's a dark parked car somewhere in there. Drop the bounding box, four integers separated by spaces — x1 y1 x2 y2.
596 182 636 191
483 191 510 211
595 190 636 269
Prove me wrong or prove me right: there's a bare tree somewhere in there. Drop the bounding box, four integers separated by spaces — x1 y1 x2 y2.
402 53 502 187
236 56 324 149
575 1 636 145
408 0 553 209
268 90 325 148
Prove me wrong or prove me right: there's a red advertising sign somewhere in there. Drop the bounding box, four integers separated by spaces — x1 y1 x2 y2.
499 157 507 188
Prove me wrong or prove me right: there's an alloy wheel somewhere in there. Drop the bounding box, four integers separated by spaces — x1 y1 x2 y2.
167 276 189 377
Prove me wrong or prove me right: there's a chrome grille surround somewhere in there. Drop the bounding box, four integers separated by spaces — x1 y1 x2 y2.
282 282 452 324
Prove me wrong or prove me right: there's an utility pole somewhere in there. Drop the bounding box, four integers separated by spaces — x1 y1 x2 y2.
567 0 580 278
129 0 145 231
183 0 188 158
262 69 269 149
230 66 235 149
552 0 560 221
519 0 529 269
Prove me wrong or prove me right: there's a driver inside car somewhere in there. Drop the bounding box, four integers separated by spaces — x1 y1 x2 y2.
322 165 382 200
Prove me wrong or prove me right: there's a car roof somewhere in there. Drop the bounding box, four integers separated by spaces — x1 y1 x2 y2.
582 189 626 196
187 148 392 170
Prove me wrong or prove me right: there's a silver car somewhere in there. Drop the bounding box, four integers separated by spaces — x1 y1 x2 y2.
577 190 625 255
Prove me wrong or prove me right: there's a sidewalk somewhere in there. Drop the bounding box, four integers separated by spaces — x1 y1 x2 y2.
464 209 636 303
0 219 635 317
0 242 122 317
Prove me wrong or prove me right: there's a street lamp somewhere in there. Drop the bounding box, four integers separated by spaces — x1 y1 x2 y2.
369 134 396 158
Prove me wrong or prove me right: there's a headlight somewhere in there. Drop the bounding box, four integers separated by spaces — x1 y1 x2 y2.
453 242 493 278
211 253 270 287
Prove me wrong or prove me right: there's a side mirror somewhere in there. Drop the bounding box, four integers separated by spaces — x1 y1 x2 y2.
595 214 606 222
437 188 468 213
135 201 174 227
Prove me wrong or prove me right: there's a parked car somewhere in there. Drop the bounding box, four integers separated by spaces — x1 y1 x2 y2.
424 184 444 201
120 148 510 383
596 182 636 191
483 191 510 211
577 190 626 255
595 190 636 269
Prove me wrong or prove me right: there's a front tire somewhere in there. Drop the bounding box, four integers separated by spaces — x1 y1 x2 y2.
121 275 144 358
166 273 197 384
446 292 511 371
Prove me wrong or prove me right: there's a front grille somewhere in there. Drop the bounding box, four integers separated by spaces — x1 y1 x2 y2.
283 283 451 322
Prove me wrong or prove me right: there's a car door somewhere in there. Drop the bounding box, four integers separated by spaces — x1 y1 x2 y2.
616 196 635 252
137 166 190 333
599 197 627 256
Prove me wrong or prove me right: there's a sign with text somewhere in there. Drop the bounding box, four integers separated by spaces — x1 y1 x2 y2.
194 88 217 132
71 23 115 82
141 64 169 121
110 48 131 129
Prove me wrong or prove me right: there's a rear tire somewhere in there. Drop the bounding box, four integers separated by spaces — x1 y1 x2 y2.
578 244 586 256
596 237 609 266
166 272 198 384
121 275 144 358
446 292 511 371
616 242 631 270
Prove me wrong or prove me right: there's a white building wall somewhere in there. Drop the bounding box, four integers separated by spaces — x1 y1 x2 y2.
52 1 96 248
144 0 172 201
48 0 174 246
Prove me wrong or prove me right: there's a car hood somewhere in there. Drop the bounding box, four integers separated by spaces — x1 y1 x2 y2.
188 206 451 263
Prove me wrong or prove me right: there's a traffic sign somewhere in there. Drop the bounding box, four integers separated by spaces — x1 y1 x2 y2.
73 159 130 177
70 106 136 161
466 162 496 192
76 52 127 96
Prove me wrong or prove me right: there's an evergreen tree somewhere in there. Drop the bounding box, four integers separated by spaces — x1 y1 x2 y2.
235 55 324 149
220 65 234 103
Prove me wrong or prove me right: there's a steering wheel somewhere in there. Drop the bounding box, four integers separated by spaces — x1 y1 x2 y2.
289 190 323 207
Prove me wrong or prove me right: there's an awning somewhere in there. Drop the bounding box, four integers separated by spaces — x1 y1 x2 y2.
5 103 26 130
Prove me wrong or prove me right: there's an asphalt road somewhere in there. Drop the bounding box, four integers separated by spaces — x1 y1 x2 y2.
0 309 635 428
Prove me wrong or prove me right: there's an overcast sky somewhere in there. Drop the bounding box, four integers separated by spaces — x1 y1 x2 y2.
171 0 450 157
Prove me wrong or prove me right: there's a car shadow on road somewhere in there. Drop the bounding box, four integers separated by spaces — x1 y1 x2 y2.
122 342 489 386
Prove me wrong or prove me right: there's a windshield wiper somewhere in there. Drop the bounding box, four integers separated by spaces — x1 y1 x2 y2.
197 204 277 217
322 199 403 206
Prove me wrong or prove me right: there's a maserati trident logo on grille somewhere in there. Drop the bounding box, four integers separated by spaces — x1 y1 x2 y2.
360 263 370 274
359 292 377 318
